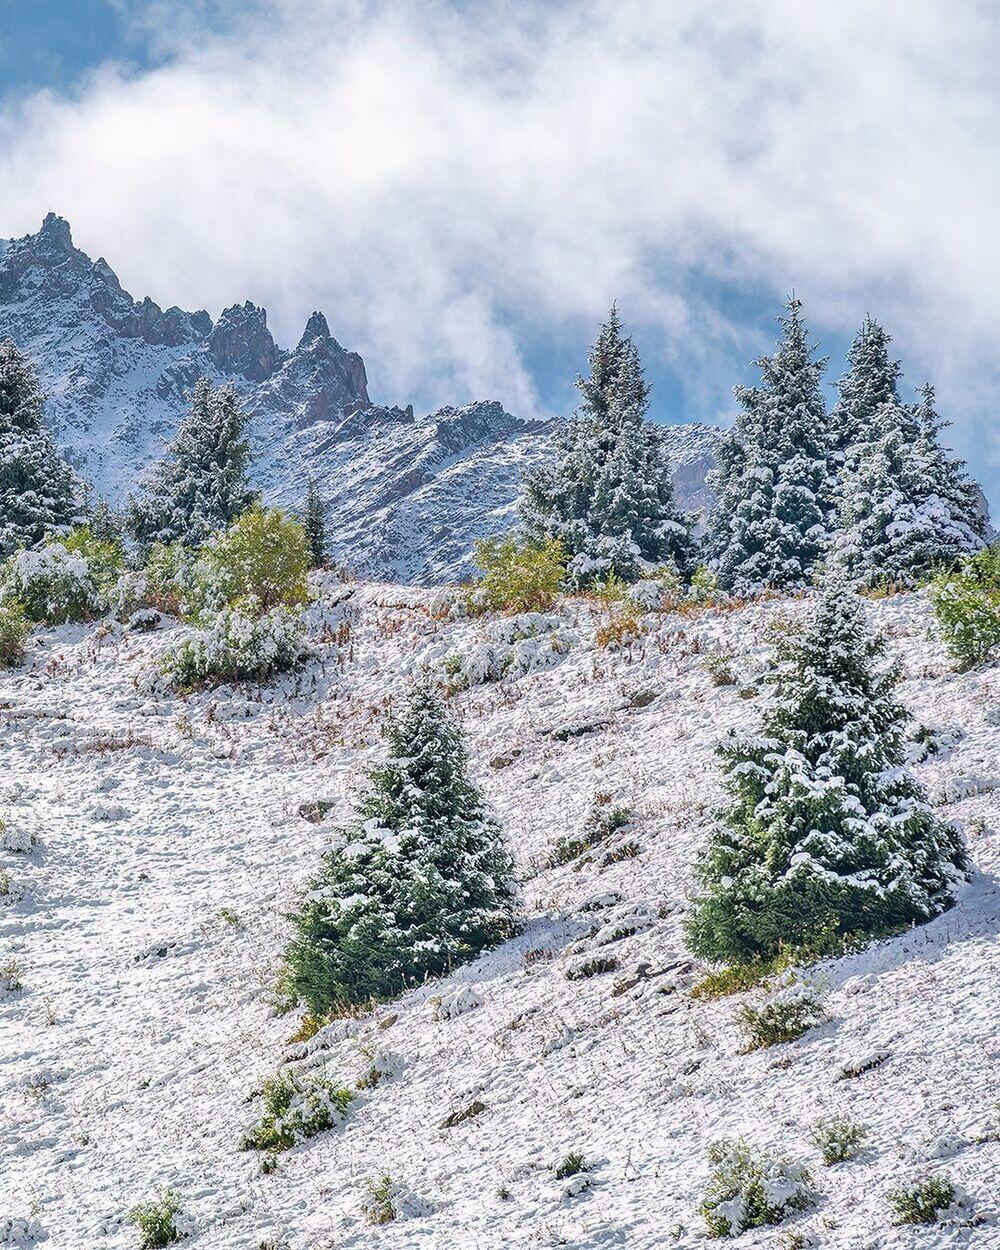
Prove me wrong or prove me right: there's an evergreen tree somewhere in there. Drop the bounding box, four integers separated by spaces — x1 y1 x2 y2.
0 340 85 558
830 316 901 462
284 679 516 1013
88 497 123 546
127 378 255 550
706 298 834 594
303 476 328 568
686 575 968 964
521 307 696 583
837 386 987 587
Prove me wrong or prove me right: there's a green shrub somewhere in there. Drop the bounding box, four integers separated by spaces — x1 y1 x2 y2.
128 1190 183 1249
363 1175 396 1225
689 565 724 604
241 1069 352 1152
702 648 737 686
555 1152 589 1179
1 527 123 624
738 991 825 1050
930 544 1000 669
191 504 311 615
142 542 192 616
547 798 633 868
0 600 30 666
467 535 566 614
889 1176 956 1225
160 605 308 691
700 1139 814 1237
809 1115 868 1165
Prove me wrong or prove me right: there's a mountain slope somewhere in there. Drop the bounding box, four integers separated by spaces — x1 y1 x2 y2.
1 586 997 1248
0 215 719 583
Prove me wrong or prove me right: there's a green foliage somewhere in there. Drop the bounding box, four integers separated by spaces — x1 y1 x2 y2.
930 544 1000 669
241 1070 352 1152
555 1152 589 1179
700 1139 814 1237
889 1176 955 1225
547 798 633 868
363 1175 396 1225
686 576 967 964
191 504 311 615
738 991 825 1049
808 1115 868 1165
143 542 192 616
303 476 328 569
1 527 124 624
284 680 515 1014
0 599 30 667
160 604 307 691
468 535 566 613
128 1190 182 1249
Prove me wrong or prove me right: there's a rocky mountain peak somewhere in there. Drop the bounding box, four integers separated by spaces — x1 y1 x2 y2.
37 211 74 254
298 310 331 348
206 301 282 381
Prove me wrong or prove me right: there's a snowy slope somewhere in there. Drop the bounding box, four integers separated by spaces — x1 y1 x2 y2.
0 215 719 584
1 587 997 1248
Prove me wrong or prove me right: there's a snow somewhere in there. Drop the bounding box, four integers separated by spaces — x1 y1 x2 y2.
0 585 997 1248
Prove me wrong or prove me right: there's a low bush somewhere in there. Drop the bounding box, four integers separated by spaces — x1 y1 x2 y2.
930 544 1000 669
128 1190 183 1249
363 1175 396 1225
0 600 30 666
241 1069 352 1152
738 989 825 1050
889 1176 956 1225
191 505 311 614
547 798 633 868
1 527 124 624
554 1151 589 1180
142 542 191 616
808 1114 868 1165
700 1138 814 1238
466 535 566 614
160 605 308 691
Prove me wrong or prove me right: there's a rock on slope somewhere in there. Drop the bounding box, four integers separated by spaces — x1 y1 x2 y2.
0 215 719 583
0 587 997 1248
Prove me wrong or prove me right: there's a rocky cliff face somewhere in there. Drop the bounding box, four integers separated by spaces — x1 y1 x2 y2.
0 214 718 582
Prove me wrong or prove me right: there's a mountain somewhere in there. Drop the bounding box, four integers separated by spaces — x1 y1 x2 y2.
0 214 718 582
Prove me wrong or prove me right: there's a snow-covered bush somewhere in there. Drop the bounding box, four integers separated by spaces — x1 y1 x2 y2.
465 535 566 614
142 542 192 616
190 504 311 615
699 1138 815 1237
284 681 515 1013
128 1190 185 1249
160 605 308 691
686 576 968 964
1 528 123 624
0 601 30 667
0 1217 47 1246
547 797 633 868
809 1115 868 1165
930 544 1000 670
241 1069 352 1152
363 1175 396 1225
441 613 576 691
737 987 825 1050
888 1176 964 1225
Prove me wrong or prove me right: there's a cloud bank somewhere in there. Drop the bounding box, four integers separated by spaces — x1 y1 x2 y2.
0 0 997 502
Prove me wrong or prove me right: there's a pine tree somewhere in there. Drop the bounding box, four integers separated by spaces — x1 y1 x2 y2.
837 386 987 587
686 575 968 964
127 378 255 550
830 317 901 462
521 307 696 584
284 679 515 1013
303 476 328 568
706 298 834 594
88 497 123 546
0 340 85 558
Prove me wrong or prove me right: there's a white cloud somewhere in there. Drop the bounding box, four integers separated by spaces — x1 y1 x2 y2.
0 0 998 499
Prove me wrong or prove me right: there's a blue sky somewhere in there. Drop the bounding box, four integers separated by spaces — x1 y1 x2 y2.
0 1 996 511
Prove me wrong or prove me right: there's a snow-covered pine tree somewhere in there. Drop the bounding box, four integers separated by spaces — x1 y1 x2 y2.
88 497 123 546
705 298 835 595
830 316 901 464
521 306 696 583
0 340 85 558
837 385 987 587
127 377 255 550
686 575 968 964
284 679 515 1013
303 476 328 569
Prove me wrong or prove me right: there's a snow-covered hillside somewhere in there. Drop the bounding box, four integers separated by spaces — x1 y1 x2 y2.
1 586 997 1248
0 215 719 583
